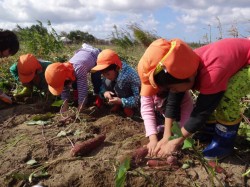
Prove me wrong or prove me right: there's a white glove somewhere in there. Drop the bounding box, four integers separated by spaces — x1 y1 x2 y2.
0 92 12 104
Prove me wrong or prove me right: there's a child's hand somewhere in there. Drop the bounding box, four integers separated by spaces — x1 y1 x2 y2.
153 137 169 156
108 97 122 105
104 91 114 100
157 137 184 158
147 135 158 157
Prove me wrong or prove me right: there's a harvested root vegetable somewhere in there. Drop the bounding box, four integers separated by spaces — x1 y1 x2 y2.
208 161 225 174
70 134 106 157
166 155 178 165
131 147 148 165
147 156 178 167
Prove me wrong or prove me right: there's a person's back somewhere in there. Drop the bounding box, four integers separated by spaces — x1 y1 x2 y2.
194 38 250 94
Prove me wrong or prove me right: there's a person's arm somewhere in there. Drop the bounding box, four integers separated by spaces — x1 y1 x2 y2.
120 71 141 108
141 95 160 156
141 96 158 137
9 63 19 81
157 91 225 157
75 65 88 109
183 91 225 134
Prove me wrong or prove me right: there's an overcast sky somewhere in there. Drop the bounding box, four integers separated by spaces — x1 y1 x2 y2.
0 0 249 42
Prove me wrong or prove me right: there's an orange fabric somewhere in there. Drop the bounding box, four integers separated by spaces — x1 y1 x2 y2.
17 54 42 83
91 49 122 72
138 38 200 89
138 38 170 94
138 56 158 96
45 62 76 95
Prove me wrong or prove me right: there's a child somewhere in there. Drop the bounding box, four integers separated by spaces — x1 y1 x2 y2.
140 38 250 160
45 43 102 112
10 54 51 97
0 30 19 58
0 30 19 104
138 43 193 156
91 49 141 117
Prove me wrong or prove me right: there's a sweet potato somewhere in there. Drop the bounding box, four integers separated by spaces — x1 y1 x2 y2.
70 134 106 157
147 156 178 167
131 147 148 165
208 161 225 174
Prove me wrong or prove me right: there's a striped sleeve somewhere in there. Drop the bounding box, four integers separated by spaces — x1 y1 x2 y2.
74 64 88 106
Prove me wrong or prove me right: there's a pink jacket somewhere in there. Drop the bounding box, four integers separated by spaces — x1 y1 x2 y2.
141 91 193 137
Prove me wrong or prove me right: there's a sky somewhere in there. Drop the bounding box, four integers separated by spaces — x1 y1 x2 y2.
0 0 249 43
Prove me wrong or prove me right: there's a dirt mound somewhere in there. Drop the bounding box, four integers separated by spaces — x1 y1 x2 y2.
0 99 249 187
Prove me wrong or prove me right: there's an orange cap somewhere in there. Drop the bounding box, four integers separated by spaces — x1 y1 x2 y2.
91 49 122 72
17 54 42 83
138 38 171 94
45 62 76 95
138 57 158 96
139 38 200 88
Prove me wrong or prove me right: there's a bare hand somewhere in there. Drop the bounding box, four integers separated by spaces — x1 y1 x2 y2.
157 138 184 158
104 91 115 100
153 138 169 156
147 135 158 157
108 97 122 105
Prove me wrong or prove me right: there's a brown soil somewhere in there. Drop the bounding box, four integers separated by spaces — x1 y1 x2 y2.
0 96 249 187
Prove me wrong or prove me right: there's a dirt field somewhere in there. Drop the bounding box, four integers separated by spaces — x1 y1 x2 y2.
0 95 249 187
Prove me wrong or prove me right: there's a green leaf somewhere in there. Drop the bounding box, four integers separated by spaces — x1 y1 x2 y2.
171 122 182 137
51 99 64 107
182 163 190 169
242 169 250 177
115 158 131 187
57 131 67 137
25 120 50 126
74 129 82 136
182 138 194 149
26 159 37 166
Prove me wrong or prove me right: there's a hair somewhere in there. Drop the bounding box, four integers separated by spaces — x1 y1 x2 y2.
0 30 20 55
154 70 190 88
101 64 118 73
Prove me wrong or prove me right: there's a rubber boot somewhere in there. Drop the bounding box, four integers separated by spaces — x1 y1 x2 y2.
202 123 240 160
193 123 215 142
13 87 32 97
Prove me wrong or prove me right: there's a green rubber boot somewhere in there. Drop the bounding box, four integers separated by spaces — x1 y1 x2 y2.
13 87 32 97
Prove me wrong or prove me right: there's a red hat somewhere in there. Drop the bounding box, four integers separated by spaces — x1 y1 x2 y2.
139 38 200 88
17 54 42 83
91 49 122 72
45 62 76 95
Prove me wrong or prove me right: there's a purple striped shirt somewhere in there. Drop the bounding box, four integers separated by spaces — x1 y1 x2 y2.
61 44 100 105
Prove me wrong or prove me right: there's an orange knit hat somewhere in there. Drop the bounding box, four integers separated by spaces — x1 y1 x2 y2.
138 38 200 89
91 49 122 72
45 62 76 95
17 54 42 83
